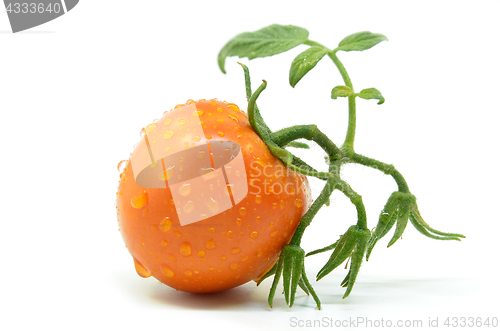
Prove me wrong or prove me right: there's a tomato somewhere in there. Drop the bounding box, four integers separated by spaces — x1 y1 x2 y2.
116 99 311 293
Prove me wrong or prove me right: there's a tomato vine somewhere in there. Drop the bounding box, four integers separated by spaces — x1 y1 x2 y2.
219 24 465 309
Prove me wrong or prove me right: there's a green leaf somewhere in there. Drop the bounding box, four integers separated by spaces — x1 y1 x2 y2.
331 85 353 99
358 88 385 105
218 24 309 73
289 46 329 87
337 31 388 52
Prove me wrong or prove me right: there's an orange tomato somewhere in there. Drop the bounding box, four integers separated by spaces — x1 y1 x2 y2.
116 99 311 293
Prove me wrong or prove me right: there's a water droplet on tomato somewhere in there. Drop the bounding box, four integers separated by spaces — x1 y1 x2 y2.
280 200 285 210
131 190 148 209
183 201 194 213
134 258 151 278
217 118 224 123
161 264 175 278
228 114 239 122
217 131 225 137
161 240 168 247
229 262 239 271
186 99 196 105
239 207 247 216
178 119 186 126
205 239 216 250
205 198 220 213
160 217 172 232
179 183 191 196
227 104 239 112
197 251 206 257
174 104 185 109
192 135 201 142
227 231 234 239
192 110 203 117
255 195 262 203
220 255 227 261
295 198 303 208
231 247 241 255
269 229 278 237
117 160 128 173
250 231 259 239
145 123 156 135
164 131 174 139
236 218 243 226
180 242 192 257
216 107 223 112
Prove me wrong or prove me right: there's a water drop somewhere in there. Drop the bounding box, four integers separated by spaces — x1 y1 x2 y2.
161 264 175 278
209 100 218 106
186 99 196 105
192 135 201 142
250 231 259 239
197 251 206 257
145 123 156 135
164 131 174 139
179 183 191 196
235 218 243 226
231 247 241 255
227 231 234 239
205 239 216 250
228 114 239 122
254 158 266 168
208 227 216 233
180 242 192 257
217 119 224 123
183 201 194 213
229 262 239 271
269 229 278 238
205 198 220 213
280 200 285 210
239 207 247 216
131 190 148 209
295 198 303 208
174 104 185 109
192 110 203 117
217 131 225 137
216 107 223 112
159 217 172 232
220 255 227 261
134 258 151 278
178 119 186 126
161 240 168 247
227 104 240 112
117 160 128 173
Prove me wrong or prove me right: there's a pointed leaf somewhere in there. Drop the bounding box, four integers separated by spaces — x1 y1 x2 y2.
358 88 385 105
337 31 388 52
387 203 410 247
331 85 353 99
218 24 309 73
289 46 329 87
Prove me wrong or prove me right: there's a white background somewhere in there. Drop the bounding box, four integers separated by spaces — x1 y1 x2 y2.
1 1 499 330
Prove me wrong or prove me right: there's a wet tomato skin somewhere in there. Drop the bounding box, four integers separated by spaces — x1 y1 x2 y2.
116 99 311 293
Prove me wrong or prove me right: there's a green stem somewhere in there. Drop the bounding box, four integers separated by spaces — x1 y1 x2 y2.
351 153 410 193
290 177 337 246
271 125 341 165
328 51 356 154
